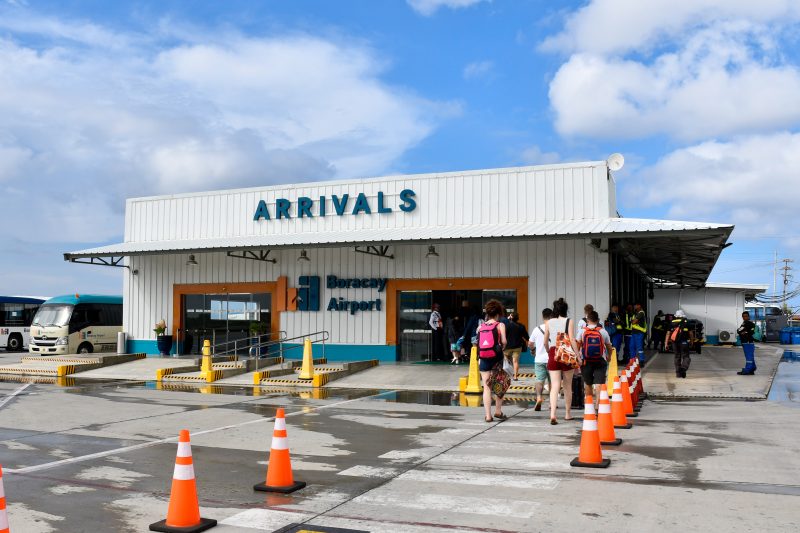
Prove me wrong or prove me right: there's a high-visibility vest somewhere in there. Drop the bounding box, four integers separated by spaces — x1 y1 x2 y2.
632 311 647 333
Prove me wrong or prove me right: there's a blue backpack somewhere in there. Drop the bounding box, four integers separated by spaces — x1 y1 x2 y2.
582 327 605 362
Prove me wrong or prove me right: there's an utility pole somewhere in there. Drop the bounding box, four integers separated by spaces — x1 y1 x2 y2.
774 250 778 294
780 258 794 314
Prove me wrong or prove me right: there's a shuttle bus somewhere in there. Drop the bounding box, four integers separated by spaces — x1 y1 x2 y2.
29 294 122 355
0 296 46 351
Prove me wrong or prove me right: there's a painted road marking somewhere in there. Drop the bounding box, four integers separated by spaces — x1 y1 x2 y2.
0 383 31 409
5 389 399 474
351 491 540 518
337 465 399 478
397 468 560 489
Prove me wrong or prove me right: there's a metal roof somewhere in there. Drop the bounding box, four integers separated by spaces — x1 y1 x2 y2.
65 217 731 258
64 217 733 287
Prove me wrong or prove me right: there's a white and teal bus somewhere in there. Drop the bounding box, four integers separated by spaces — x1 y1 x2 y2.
0 296 46 351
29 294 122 355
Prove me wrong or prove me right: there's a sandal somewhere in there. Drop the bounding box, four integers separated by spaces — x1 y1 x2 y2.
534 399 542 411
550 418 558 425
564 416 574 421
485 417 493 423
494 413 508 421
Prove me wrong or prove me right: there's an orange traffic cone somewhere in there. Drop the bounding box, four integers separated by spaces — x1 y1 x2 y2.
620 370 637 417
631 361 642 409
570 395 610 468
634 359 645 406
597 385 622 446
611 377 632 429
149 430 217 533
0 464 9 533
254 408 306 494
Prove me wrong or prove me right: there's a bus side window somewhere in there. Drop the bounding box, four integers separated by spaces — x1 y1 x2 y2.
69 304 89 333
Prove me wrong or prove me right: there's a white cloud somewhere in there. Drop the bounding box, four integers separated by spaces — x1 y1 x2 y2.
462 60 493 80
628 132 800 239
519 145 560 165
546 16 800 141
407 0 487 17
0 18 449 245
541 0 800 55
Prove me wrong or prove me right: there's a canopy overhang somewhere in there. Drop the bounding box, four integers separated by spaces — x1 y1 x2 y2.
65 217 733 287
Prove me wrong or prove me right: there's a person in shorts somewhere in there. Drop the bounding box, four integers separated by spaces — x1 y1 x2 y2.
503 312 529 380
575 311 613 403
528 307 552 412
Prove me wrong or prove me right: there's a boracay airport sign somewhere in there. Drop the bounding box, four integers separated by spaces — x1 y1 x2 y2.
253 189 417 221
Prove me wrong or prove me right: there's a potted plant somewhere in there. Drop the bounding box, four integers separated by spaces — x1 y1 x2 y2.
249 321 268 356
154 319 173 356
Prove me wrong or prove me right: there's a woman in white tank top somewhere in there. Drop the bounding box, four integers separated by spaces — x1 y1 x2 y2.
543 299 578 425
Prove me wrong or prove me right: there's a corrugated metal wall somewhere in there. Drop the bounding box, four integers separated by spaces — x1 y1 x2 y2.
123 163 613 243
124 239 610 343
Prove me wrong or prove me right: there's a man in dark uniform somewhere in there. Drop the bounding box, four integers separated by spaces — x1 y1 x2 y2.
621 303 634 365
737 311 757 375
666 309 693 378
606 303 624 359
648 310 665 351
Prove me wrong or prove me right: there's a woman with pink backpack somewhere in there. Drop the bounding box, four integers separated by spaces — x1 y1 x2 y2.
477 299 509 422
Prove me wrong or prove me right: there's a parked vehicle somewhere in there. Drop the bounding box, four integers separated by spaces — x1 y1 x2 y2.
29 294 122 355
0 296 46 351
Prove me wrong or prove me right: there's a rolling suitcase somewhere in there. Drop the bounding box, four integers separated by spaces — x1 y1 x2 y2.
571 372 584 408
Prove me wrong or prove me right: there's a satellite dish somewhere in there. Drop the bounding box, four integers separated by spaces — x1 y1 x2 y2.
606 153 625 172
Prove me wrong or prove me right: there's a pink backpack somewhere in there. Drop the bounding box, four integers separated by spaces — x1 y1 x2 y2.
477 322 501 359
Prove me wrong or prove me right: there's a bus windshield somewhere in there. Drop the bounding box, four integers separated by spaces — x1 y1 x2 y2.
32 304 73 327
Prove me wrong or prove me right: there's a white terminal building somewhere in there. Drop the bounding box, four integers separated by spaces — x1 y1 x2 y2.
65 159 734 362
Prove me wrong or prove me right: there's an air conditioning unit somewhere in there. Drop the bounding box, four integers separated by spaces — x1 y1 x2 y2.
718 330 733 343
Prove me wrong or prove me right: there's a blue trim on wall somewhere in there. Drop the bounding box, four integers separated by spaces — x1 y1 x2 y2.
127 340 177 356
281 343 396 362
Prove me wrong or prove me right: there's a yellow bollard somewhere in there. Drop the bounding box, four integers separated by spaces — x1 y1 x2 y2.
201 339 213 376
607 348 618 394
464 346 483 394
298 338 314 380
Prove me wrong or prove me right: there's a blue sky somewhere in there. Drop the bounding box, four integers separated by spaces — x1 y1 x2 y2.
0 0 798 308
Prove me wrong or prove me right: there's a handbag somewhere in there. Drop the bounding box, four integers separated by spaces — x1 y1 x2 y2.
488 360 511 398
502 356 514 376
554 319 581 369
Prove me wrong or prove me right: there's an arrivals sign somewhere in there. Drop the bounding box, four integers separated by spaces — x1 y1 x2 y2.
253 189 417 221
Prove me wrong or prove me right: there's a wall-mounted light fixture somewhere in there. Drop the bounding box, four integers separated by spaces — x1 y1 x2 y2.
425 245 439 258
187 254 198 266
298 249 310 262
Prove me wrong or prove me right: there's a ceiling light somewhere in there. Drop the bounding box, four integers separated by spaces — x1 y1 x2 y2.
426 245 439 258
298 249 310 262
186 254 198 266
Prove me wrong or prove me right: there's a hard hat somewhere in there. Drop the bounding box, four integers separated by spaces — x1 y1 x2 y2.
675 309 686 318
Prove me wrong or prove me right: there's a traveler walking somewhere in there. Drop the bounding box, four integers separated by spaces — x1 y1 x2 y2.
631 302 647 363
544 298 579 425
576 311 613 402
504 312 529 380
446 316 464 364
737 311 757 375
429 303 444 362
528 308 552 411
606 303 624 359
477 300 509 422
648 310 665 351
577 304 594 333
665 309 693 378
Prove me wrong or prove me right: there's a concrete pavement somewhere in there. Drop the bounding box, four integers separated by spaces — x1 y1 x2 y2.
644 344 783 399
1 372 799 532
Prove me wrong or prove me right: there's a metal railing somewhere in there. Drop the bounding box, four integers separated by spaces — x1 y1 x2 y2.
211 330 288 359
249 330 330 372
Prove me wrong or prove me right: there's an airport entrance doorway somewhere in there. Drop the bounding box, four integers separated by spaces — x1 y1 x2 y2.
388 278 527 363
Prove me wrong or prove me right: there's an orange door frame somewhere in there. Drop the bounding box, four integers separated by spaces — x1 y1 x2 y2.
385 277 528 346
172 280 283 345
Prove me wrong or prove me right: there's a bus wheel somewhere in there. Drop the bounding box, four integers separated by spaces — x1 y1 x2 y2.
7 334 22 351
77 342 93 354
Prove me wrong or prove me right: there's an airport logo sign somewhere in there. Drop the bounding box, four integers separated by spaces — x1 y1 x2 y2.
253 189 416 221
293 275 387 315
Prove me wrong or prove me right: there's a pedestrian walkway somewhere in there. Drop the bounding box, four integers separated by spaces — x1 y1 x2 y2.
644 345 784 400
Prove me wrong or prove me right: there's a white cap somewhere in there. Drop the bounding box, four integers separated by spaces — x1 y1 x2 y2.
675 309 686 318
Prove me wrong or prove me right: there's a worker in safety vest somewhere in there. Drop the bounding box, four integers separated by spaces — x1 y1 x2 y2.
621 303 633 365
666 310 693 378
631 302 647 363
648 310 666 352
605 303 624 360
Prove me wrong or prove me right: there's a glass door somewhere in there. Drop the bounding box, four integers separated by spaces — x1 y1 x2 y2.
397 290 433 362
181 292 271 355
